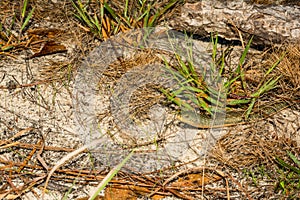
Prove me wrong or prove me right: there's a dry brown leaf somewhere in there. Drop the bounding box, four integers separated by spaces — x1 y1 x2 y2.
170 173 222 188
29 40 67 59
104 186 137 200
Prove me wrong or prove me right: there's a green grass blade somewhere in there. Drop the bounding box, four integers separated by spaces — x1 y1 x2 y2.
73 13 82 21
188 62 199 81
21 7 35 32
138 0 147 12
183 85 204 93
218 49 226 77
224 74 241 89
251 76 281 98
124 0 129 18
197 97 212 115
143 4 151 27
265 52 285 76
93 14 101 31
1 45 14 51
237 36 253 74
175 54 190 76
162 56 191 86
236 36 253 90
276 157 300 175
227 98 251 106
72 1 94 28
287 151 300 169
206 85 227 99
89 149 136 200
148 0 179 27
171 88 185 96
160 88 194 111
245 75 280 119
22 0 28 18
211 32 218 71
245 97 256 119
103 2 120 23
135 10 148 24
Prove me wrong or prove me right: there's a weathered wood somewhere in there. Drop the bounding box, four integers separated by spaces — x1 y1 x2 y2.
169 1 300 45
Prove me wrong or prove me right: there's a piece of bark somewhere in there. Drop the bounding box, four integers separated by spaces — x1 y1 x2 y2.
169 1 300 45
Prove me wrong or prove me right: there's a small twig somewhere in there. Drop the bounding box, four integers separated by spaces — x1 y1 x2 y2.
225 177 230 200
16 144 37 173
36 132 49 171
162 166 224 187
42 138 105 199
0 127 33 146
0 140 79 152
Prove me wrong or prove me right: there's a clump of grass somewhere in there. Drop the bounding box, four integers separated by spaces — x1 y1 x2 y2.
0 0 35 53
71 0 180 40
242 165 269 187
161 34 283 121
241 151 300 199
275 151 300 198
